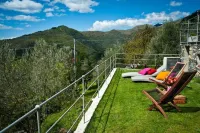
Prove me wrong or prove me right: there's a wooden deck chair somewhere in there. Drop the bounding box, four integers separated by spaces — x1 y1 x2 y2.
150 62 186 89
143 71 197 118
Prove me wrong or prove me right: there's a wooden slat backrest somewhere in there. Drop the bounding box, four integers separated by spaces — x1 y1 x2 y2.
160 71 197 103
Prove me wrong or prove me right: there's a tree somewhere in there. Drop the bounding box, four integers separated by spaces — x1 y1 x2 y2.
123 25 155 63
147 22 180 54
0 39 74 132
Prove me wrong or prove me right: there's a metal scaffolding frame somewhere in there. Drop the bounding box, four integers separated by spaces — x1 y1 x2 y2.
180 10 200 71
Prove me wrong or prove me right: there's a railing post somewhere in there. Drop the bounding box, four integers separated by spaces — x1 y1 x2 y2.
112 55 114 69
96 65 100 98
110 56 111 73
35 105 41 133
114 54 116 68
105 60 107 79
111 56 114 70
154 55 157 67
82 75 85 123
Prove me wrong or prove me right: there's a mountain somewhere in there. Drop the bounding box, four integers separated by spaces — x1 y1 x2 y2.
3 26 96 53
1 24 154 61
2 26 106 63
82 24 153 49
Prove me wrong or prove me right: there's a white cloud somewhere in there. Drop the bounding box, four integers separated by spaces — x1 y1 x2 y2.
0 24 23 30
42 0 50 2
0 0 43 13
44 8 54 12
25 24 31 27
88 11 189 31
170 1 182 6
58 9 66 12
54 0 99 13
15 27 23 30
54 6 66 12
6 15 45 22
0 36 18 40
54 6 59 10
46 12 54 17
44 7 65 13
55 13 66 17
0 24 12 29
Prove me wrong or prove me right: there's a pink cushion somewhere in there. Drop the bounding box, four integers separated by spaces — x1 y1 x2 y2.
138 68 151 75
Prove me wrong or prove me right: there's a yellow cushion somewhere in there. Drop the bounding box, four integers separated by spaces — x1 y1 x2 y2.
156 71 170 80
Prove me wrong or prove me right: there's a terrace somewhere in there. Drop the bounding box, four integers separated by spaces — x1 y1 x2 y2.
1 53 200 133
85 69 200 133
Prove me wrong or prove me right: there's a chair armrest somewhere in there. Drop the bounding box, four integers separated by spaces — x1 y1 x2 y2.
149 77 167 89
156 87 167 95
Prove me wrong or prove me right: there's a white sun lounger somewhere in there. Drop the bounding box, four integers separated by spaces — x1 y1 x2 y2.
121 65 166 78
131 76 163 82
131 62 185 82
122 57 180 78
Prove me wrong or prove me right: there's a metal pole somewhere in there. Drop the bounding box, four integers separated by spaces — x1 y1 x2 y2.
82 75 85 123
96 65 100 98
35 105 41 133
74 39 77 92
110 56 111 73
187 20 190 45
105 60 107 79
112 55 114 70
74 39 76 77
154 55 156 67
180 26 182 43
197 12 199 42
114 54 116 68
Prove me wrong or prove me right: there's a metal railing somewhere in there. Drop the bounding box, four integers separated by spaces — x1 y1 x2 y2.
115 53 180 68
0 53 180 133
0 54 116 133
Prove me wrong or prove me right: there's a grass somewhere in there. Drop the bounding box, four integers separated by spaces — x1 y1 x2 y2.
85 68 200 133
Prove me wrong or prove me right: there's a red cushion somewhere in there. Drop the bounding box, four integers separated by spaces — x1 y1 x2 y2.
147 68 157 75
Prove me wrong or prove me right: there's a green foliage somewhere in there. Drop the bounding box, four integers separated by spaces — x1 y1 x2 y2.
0 39 75 132
123 25 155 63
148 21 180 54
82 30 129 50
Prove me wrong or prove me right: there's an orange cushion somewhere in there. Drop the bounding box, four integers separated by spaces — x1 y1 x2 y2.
156 71 170 80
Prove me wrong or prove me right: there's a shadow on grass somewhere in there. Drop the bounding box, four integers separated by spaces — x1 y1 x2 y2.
86 69 121 133
152 105 200 114
178 106 200 113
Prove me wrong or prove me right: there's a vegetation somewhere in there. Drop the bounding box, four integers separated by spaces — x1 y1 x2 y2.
0 20 188 132
148 21 180 54
0 39 75 132
86 69 200 133
123 25 155 63
123 22 180 66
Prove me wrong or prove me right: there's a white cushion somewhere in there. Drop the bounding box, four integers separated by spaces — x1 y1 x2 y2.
121 72 141 78
131 76 163 82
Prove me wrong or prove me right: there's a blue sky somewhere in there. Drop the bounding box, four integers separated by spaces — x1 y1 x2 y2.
0 0 199 39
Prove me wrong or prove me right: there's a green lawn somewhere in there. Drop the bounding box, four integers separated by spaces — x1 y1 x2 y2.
85 69 200 133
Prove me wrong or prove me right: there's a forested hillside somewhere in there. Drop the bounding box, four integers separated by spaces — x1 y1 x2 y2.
123 21 180 64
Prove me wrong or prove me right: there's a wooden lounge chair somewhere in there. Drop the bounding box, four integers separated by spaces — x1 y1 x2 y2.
142 71 197 118
149 62 186 89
